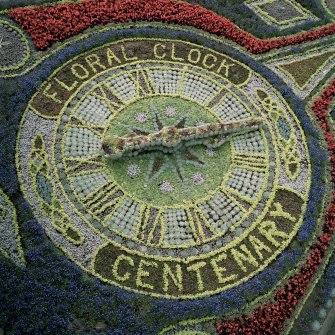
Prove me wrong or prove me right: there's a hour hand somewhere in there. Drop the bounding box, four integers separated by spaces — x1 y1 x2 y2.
102 118 263 159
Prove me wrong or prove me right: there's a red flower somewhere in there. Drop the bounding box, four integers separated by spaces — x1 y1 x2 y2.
9 0 335 52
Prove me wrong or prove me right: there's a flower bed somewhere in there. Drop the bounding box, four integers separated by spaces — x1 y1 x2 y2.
7 0 335 53
1 1 335 335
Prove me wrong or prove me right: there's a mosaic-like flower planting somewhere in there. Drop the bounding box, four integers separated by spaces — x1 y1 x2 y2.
2 1 335 334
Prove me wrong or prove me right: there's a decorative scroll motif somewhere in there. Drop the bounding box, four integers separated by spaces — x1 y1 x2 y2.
256 88 301 180
29 134 84 245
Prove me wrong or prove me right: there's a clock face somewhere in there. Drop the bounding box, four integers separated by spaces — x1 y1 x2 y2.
17 39 310 298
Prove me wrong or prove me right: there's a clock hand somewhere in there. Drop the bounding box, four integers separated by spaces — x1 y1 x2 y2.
102 117 262 159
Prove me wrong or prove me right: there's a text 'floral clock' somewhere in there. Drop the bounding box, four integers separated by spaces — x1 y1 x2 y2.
17 38 310 299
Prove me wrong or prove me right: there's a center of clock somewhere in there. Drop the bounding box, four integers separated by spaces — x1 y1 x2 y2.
104 95 232 207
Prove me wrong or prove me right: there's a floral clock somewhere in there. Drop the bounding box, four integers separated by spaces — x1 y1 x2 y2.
17 39 311 300
2 1 335 334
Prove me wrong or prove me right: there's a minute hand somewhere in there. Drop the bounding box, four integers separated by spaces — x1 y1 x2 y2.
102 117 263 159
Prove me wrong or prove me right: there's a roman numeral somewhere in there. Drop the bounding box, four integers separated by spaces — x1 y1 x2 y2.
232 152 268 172
220 188 249 213
65 157 104 177
178 67 188 95
69 119 105 137
82 182 125 221
135 205 160 243
185 208 204 244
206 89 227 109
146 209 164 246
93 84 126 113
193 206 218 237
129 69 156 97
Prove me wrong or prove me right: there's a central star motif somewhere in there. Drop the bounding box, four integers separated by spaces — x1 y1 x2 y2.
113 102 207 191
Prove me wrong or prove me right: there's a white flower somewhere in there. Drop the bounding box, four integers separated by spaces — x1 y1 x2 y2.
127 164 141 178
195 120 205 127
135 112 148 123
165 106 177 117
159 181 174 193
204 148 217 157
192 172 205 186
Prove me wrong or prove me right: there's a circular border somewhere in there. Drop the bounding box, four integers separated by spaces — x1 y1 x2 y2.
16 37 312 299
